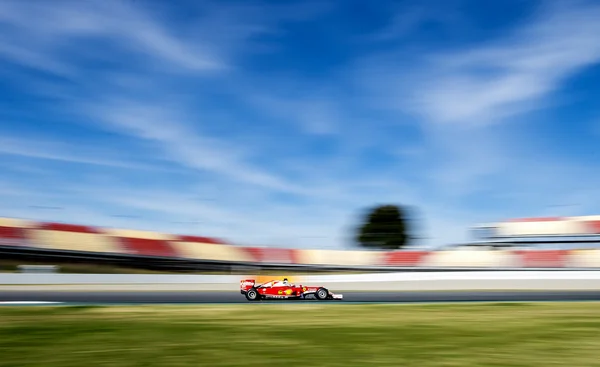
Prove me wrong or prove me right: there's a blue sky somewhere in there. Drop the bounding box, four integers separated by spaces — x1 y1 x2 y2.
2 0 600 249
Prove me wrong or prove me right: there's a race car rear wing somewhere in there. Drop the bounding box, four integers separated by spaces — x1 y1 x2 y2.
240 279 255 290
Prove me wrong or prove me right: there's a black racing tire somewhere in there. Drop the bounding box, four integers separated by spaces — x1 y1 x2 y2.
245 287 259 301
315 287 329 300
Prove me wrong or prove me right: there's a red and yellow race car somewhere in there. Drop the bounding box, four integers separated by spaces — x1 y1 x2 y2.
240 278 343 301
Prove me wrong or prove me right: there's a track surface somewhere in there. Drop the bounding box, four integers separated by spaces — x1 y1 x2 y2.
4 291 600 304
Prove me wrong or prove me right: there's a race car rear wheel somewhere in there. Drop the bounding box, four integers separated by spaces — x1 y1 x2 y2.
245 288 259 301
315 287 329 300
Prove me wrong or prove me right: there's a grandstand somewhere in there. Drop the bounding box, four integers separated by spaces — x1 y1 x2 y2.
467 216 600 250
3 215 600 270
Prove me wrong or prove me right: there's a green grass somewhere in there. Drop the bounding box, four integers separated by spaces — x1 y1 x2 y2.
3 303 600 366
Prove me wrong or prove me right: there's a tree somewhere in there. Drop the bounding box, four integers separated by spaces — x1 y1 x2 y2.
356 204 409 250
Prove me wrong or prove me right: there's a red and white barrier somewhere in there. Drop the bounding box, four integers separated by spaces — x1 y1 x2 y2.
2 216 600 268
483 216 600 237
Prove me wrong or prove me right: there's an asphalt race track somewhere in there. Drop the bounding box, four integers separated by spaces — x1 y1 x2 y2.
3 291 600 304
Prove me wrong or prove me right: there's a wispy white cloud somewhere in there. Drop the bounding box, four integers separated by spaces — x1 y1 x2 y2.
355 0 600 182
83 97 309 194
363 2 463 43
0 0 226 74
0 0 334 77
0 135 171 171
364 1 600 125
243 91 342 136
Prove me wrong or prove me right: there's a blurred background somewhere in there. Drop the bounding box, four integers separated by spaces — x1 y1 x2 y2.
4 1 600 366
2 0 600 275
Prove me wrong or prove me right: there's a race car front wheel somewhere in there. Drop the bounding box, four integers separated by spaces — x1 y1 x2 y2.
245 288 259 301
315 287 329 300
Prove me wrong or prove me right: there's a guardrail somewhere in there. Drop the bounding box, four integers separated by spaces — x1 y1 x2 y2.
3 245 600 274
3 271 600 291
17 265 59 273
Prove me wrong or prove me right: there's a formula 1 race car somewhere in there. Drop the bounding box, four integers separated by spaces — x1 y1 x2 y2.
240 278 343 301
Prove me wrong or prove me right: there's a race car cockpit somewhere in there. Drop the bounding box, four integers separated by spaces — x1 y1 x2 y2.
271 278 291 287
